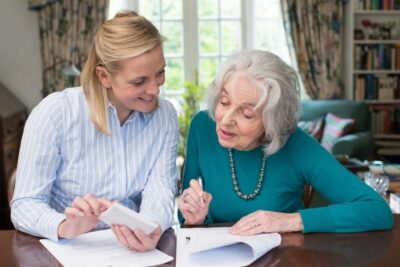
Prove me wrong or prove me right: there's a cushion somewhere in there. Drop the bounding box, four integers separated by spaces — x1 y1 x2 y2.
298 118 325 141
321 113 355 152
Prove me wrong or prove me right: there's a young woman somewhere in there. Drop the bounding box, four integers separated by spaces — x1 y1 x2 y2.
11 11 178 252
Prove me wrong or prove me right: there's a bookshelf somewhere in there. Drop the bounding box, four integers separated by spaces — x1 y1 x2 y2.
344 0 400 160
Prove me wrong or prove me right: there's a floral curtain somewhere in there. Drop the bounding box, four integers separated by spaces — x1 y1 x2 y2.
281 0 346 99
28 0 108 96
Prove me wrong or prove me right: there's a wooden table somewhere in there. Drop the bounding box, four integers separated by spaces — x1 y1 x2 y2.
1 215 399 267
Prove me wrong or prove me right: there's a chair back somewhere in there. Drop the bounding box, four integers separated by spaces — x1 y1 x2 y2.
303 185 314 208
7 169 16 206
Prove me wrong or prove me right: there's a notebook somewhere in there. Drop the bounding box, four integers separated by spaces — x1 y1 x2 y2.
176 227 281 267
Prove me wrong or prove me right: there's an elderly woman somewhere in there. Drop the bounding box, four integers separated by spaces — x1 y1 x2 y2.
178 50 393 234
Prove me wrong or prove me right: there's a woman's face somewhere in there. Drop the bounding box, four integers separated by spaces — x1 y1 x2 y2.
215 74 265 151
97 45 166 121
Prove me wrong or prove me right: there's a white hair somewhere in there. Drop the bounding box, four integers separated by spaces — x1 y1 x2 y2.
208 50 300 156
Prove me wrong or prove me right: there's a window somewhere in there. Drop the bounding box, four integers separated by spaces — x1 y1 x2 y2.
108 0 298 108
197 0 242 84
252 0 292 65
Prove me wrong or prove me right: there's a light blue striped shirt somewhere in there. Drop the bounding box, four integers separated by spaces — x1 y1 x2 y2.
11 87 179 241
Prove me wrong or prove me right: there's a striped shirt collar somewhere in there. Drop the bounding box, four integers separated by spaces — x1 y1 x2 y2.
107 101 155 125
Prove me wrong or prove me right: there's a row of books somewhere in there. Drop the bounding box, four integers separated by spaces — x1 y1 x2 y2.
375 139 400 156
371 106 400 134
354 44 400 71
376 145 400 156
354 74 400 100
354 0 400 10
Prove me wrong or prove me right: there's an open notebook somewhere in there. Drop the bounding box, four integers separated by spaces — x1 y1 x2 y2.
176 227 281 267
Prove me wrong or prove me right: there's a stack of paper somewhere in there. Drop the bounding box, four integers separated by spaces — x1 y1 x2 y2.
176 227 281 267
40 229 173 267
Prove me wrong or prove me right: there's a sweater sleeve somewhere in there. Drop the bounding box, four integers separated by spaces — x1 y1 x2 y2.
178 112 206 224
295 134 393 233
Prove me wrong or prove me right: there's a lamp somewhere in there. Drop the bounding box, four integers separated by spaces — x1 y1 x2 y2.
62 64 80 77
63 42 80 87
62 63 80 87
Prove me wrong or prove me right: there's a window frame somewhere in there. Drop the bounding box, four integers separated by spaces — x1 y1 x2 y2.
136 0 258 93
109 0 297 97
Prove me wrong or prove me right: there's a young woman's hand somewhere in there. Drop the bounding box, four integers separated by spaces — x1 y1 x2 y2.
111 224 162 252
178 179 212 225
57 193 111 238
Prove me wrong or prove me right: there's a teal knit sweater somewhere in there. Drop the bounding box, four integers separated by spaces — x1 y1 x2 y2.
179 111 393 233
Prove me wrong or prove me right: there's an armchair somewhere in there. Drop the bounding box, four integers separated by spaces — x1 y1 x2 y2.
299 100 374 160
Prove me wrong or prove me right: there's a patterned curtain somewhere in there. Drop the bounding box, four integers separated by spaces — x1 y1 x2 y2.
28 0 109 96
281 0 346 99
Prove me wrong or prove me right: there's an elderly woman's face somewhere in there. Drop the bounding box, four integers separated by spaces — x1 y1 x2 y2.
215 75 265 151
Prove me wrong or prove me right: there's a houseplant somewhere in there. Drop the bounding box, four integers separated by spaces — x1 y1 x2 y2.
178 80 205 158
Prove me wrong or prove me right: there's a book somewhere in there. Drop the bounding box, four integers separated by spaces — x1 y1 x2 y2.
390 193 400 214
378 75 397 100
377 147 400 156
374 140 400 147
176 227 281 267
99 203 158 235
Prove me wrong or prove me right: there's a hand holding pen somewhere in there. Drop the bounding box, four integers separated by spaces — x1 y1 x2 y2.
198 178 205 206
178 177 212 225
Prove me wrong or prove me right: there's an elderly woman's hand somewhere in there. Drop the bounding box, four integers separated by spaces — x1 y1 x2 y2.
178 179 212 225
229 210 304 235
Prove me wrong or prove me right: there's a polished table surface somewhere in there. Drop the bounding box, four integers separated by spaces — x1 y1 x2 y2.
1 215 399 267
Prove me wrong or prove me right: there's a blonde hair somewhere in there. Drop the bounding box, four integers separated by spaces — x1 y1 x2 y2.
208 50 300 156
80 10 163 134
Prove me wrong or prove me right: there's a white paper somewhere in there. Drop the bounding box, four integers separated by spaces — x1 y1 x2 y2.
40 229 173 267
176 227 281 267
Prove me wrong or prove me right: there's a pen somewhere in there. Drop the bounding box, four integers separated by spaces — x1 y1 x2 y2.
198 177 205 206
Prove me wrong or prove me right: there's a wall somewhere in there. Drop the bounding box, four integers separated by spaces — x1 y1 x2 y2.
0 0 42 111
0 1 350 109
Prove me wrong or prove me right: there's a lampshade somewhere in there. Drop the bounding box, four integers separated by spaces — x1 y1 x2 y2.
62 64 80 77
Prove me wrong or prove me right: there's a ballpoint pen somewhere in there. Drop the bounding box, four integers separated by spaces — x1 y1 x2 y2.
198 177 205 205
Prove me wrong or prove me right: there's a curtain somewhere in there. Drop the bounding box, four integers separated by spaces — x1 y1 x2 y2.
28 0 108 96
281 0 346 99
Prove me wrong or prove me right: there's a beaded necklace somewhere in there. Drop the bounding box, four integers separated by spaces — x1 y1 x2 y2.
228 148 267 200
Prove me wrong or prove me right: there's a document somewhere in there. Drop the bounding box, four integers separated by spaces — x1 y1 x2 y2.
40 229 173 267
176 227 281 267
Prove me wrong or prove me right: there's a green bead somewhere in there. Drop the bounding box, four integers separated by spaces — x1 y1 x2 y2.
229 148 267 200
